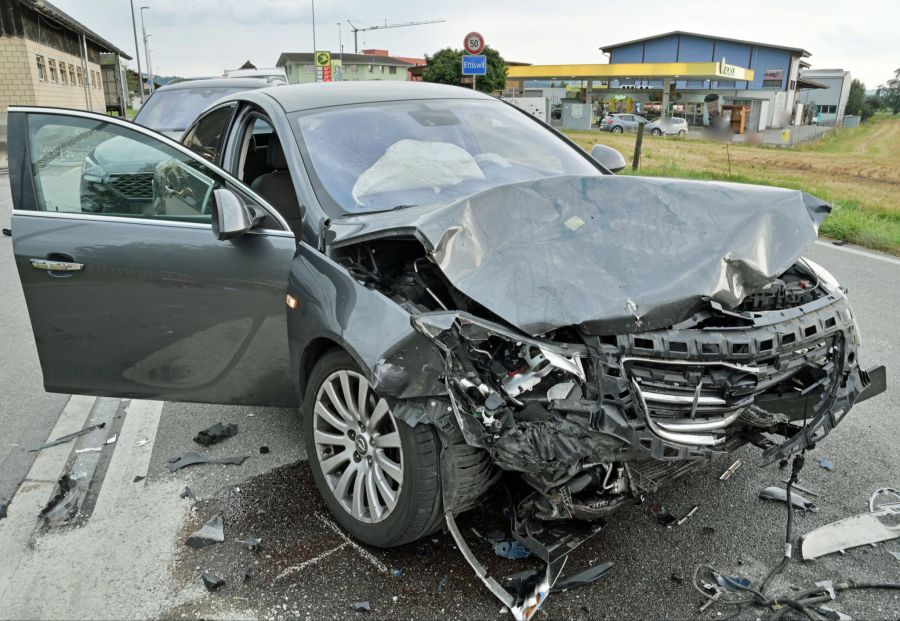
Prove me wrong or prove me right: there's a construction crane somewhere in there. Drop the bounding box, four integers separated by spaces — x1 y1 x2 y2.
346 19 445 53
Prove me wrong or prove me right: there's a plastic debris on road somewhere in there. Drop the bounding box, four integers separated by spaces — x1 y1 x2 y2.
759 486 818 512
817 456 835 471
237 536 261 552
186 515 225 549
494 540 532 559
28 423 106 452
167 452 248 472
352 601 371 612
38 474 81 522
202 573 225 592
193 423 238 446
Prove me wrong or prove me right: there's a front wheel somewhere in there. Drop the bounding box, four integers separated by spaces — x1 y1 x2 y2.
678 129 687 137
303 350 444 547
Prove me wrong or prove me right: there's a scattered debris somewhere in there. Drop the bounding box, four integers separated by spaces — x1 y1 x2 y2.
817 456 835 471
415 546 428 558
132 475 145 483
186 515 225 548
759 486 818 512
239 568 251 583
553 561 614 592
201 573 225 592
677 505 699 525
180 486 195 500
436 575 449 593
670 572 684 583
193 423 238 446
237 537 261 552
719 460 743 481
494 539 532 559
0 497 8 520
167 452 248 472
260 446 270 454
105 434 117 445
781 478 819 497
390 568 403 577
651 505 677 526
351 601 370 612
869 488 900 520
888 550 900 562
485 529 506 543
28 423 106 452
832 239 848 246
39 474 80 522
817 606 852 621
701 526 715 536
716 574 751 591
75 447 102 454
134 439 149 447
801 494 900 559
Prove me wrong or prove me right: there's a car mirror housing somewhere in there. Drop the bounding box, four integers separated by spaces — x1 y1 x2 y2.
591 144 627 173
211 188 254 240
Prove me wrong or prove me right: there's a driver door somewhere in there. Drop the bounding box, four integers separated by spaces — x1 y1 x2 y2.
7 107 299 406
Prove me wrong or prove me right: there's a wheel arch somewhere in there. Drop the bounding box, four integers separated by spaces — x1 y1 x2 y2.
297 335 369 402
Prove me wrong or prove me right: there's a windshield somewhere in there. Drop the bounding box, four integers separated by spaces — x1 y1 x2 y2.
134 86 250 133
291 99 601 214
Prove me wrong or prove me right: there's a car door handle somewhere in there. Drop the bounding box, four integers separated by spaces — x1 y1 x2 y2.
30 258 84 271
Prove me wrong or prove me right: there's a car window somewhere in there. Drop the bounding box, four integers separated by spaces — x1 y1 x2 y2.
25 113 227 223
183 104 237 163
134 86 250 133
620 115 633 122
291 98 601 214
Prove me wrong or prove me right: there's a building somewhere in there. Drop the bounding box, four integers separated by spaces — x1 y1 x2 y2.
795 69 852 125
508 31 819 131
275 52 413 84
0 0 132 118
360 49 425 81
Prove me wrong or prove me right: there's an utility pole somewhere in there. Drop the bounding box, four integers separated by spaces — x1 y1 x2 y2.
311 0 317 52
337 22 342 60
140 6 153 93
130 0 144 103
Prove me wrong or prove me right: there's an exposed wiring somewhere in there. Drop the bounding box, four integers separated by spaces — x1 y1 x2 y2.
692 452 900 619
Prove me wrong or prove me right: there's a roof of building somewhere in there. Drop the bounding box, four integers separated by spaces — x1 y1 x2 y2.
800 68 850 77
249 81 493 113
599 31 810 58
18 0 132 58
276 52 414 68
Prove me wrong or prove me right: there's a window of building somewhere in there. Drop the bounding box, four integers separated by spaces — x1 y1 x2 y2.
76 67 83 86
380 65 385 73
69 64 76 85
389 66 397 75
762 79 782 88
368 65 374 73
60 64 68 85
36 55 46 81
48 59 59 83
817 105 837 114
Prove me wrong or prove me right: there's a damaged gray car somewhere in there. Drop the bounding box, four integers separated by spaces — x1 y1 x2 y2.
7 82 885 617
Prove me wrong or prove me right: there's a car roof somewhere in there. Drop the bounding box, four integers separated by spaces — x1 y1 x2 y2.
252 81 495 113
154 77 275 92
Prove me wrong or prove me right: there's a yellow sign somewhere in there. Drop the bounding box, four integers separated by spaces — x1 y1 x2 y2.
315 51 331 67
507 61 754 82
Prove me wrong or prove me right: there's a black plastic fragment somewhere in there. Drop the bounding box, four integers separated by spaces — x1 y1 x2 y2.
0 497 8 520
352 601 371 612
553 561 614 592
186 515 225 548
202 573 225 592
237 536 261 552
39 474 80 522
652 505 677 526
133 475 145 483
260 446 270 454
168 452 248 472
180 486 195 500
436 574 449 593
240 568 251 583
193 423 238 446
28 423 106 452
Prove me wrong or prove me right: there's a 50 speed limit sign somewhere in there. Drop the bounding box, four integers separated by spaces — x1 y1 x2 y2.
463 32 485 55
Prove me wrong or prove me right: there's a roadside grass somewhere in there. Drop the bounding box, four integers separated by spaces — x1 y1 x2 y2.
564 116 900 255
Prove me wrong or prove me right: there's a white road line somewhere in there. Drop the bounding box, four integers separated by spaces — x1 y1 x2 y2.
92 400 164 517
0 395 96 593
273 542 349 582
814 240 900 266
316 512 389 574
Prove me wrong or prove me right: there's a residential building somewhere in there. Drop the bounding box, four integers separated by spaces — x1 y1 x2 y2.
360 49 425 81
276 52 413 84
0 0 132 119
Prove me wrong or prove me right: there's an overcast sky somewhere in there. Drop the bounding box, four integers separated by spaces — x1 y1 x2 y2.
52 0 898 87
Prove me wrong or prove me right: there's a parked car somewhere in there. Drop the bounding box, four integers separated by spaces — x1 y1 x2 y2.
646 116 689 136
600 112 650 133
7 82 884 618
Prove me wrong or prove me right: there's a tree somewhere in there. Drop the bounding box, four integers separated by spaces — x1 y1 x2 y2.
877 67 900 114
845 79 866 116
422 47 507 93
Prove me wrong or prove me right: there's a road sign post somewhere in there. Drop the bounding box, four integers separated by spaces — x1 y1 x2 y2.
315 50 331 82
463 32 485 90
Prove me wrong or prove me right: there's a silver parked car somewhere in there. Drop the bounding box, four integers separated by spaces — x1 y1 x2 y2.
600 113 650 133
646 116 689 137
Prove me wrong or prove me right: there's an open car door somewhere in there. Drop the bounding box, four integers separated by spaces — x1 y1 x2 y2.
7 107 299 407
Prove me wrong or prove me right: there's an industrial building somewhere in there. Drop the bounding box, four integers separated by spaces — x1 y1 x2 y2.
508 31 848 132
795 68 853 124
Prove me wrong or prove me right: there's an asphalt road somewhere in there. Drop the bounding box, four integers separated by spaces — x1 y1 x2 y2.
1 171 898 620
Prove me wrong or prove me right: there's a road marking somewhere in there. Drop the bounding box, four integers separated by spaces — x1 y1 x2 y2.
0 395 96 593
316 512 389 574
92 400 164 517
274 542 350 582
814 240 900 267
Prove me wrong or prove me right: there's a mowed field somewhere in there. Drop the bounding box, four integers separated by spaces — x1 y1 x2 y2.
564 116 900 255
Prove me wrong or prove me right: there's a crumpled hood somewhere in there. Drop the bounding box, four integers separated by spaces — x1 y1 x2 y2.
328 175 830 336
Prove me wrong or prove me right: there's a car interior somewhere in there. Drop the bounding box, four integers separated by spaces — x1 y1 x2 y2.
236 116 303 235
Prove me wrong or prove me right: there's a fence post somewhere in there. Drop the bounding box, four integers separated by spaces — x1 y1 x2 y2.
633 122 645 171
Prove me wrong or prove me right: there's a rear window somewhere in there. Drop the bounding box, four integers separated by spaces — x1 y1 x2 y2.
134 86 251 133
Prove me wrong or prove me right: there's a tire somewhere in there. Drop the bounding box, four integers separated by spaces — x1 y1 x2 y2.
303 350 443 547
678 129 687 137
651 128 662 136
612 125 624 134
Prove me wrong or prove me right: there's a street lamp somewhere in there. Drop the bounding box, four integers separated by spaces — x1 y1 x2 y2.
129 0 145 102
140 6 154 93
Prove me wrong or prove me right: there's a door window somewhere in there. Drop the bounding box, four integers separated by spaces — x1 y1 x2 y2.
183 104 237 164
25 113 227 223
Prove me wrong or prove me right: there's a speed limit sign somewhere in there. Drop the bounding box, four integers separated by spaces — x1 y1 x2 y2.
463 32 485 55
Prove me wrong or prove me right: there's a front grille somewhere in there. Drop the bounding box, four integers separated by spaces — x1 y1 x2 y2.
108 173 154 200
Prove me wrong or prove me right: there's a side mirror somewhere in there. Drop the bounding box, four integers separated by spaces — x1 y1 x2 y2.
211 188 258 240
591 144 627 173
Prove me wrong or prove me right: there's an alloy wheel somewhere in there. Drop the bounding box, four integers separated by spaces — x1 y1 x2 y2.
313 370 403 523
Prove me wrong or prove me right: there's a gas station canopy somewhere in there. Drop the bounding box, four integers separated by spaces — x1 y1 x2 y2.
507 60 754 82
